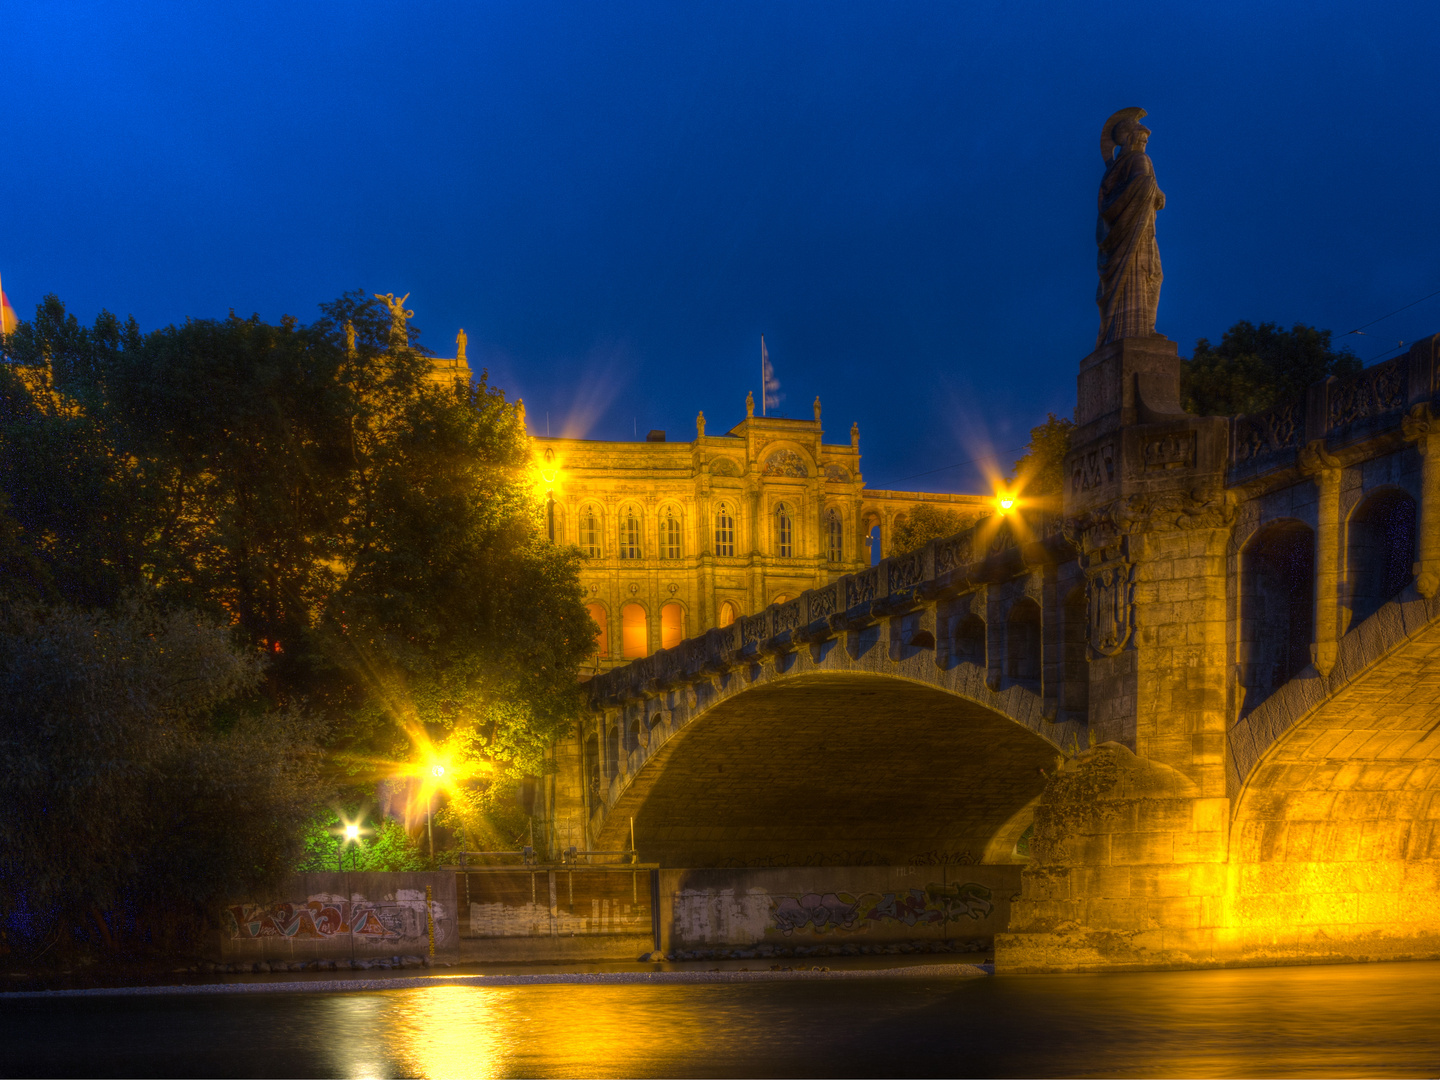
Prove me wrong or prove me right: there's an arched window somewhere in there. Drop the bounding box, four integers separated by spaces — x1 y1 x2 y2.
606 726 620 779
585 602 609 657
1062 587 1088 721
1347 489 1417 628
776 503 794 558
661 602 685 650
621 602 648 659
954 613 986 667
715 503 735 557
546 495 557 543
1240 521 1315 715
1006 597 1042 687
827 509 843 563
718 600 739 628
661 510 682 560
619 508 642 560
580 507 602 559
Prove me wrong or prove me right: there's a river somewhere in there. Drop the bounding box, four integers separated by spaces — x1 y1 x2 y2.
5 959 1440 1077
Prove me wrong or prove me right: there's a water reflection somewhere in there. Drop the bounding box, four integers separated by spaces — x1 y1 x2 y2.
7 961 1440 1077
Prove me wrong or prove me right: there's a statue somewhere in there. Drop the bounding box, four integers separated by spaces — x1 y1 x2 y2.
696 410 706 438
745 391 755 418
813 396 822 423
373 292 414 347
1096 108 1165 346
850 422 860 449
456 328 468 364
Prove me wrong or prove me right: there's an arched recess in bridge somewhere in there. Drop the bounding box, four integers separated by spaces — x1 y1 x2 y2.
1229 585 1440 960
593 672 1058 868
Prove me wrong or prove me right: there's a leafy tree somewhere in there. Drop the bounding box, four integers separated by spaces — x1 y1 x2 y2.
0 599 328 956
0 292 592 812
889 504 979 556
1182 320 1361 416
294 809 426 873
1010 412 1074 499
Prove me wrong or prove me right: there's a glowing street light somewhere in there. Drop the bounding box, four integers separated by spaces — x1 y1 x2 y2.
338 819 365 872
996 492 1017 515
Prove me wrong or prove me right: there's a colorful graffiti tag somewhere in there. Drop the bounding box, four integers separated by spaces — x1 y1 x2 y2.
770 882 993 935
225 897 439 942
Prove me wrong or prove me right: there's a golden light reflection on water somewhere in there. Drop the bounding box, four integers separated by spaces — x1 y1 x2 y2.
287 961 1440 1078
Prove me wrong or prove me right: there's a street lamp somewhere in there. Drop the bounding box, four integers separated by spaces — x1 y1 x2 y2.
339 821 362 872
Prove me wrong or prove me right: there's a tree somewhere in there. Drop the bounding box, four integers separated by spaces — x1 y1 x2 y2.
1182 320 1361 417
0 599 328 956
1010 412 1074 500
0 292 592 814
889 504 979 556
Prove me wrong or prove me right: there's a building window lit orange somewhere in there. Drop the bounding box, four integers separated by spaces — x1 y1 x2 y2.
581 508 602 558
661 602 685 649
718 600 738 628
662 511 682 559
776 503 793 558
714 503 735 557
585 603 609 657
620 509 642 560
621 603 648 658
827 508 843 563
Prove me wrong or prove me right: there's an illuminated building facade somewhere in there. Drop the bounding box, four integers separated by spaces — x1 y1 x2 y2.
530 395 991 670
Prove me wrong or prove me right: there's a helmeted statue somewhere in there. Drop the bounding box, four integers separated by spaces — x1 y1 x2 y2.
1095 108 1165 346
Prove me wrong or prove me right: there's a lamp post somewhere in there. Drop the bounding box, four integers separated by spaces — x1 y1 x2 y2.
428 763 445 865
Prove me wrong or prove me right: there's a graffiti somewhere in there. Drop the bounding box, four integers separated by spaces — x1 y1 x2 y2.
225 894 443 942
770 882 993 935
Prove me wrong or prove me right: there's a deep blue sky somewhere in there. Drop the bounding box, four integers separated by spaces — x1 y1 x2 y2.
3 1 1438 491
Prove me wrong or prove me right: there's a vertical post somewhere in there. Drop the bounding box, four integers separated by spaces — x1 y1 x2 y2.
1299 440 1342 677
1404 404 1440 598
425 884 435 959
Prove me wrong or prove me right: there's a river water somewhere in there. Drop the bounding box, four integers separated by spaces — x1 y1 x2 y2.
5 960 1440 1077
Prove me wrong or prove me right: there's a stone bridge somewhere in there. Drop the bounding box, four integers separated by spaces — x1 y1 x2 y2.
545 331 1440 971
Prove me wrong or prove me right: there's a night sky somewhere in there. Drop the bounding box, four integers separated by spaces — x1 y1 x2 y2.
3 1 1437 492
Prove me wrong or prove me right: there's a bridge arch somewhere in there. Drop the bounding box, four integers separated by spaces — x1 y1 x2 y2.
1228 585 1440 960
590 667 1062 868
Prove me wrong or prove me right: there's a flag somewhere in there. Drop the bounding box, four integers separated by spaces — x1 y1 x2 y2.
761 335 782 415
0 276 16 336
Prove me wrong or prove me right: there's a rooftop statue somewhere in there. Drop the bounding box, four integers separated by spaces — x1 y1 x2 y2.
374 291 414 347
456 327 468 364
1096 108 1165 346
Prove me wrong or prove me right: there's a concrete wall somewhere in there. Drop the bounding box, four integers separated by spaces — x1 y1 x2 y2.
219 872 459 963
660 864 1021 953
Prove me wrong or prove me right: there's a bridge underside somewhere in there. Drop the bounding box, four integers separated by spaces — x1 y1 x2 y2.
1231 607 1440 961
598 673 1055 867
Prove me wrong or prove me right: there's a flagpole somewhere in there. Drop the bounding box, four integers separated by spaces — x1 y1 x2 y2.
760 335 766 417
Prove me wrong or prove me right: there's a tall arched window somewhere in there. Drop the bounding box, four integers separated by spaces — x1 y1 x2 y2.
1006 597 1042 687
1240 520 1315 715
661 602 685 650
715 503 735 557
580 507 602 559
621 603 648 658
1347 489 1417 628
619 508 642 560
776 503 794 558
826 509 843 563
718 600 739 628
661 510 682 560
585 602 609 658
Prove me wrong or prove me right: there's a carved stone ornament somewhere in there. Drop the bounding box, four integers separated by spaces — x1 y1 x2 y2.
1296 439 1341 479
1087 559 1135 657
824 462 850 482
710 457 741 477
763 449 809 478
1402 402 1437 445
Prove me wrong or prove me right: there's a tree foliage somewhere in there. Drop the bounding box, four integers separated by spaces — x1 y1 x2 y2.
1010 412 1074 499
0 600 328 955
889 504 979 556
0 293 592 903
1181 320 1361 417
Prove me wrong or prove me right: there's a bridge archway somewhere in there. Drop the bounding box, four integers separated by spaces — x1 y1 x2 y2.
592 671 1059 868
1229 588 1440 960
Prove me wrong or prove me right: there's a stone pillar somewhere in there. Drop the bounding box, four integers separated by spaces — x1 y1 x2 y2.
1299 440 1342 675
1403 403 1440 598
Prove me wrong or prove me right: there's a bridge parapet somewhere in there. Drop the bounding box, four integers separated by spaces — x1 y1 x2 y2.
588 510 1072 711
